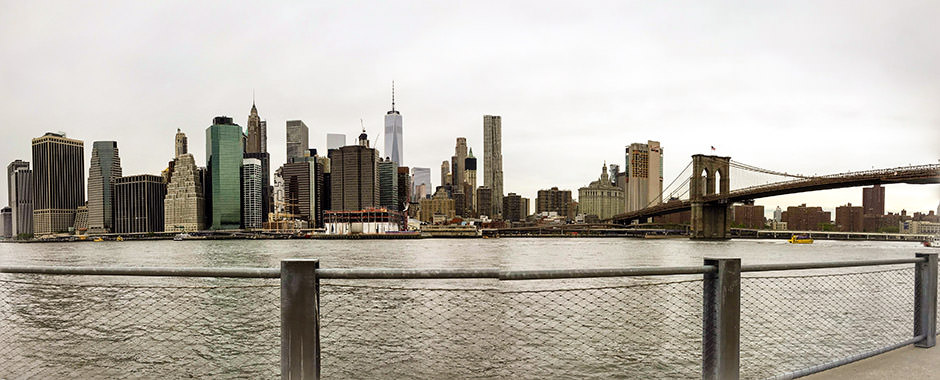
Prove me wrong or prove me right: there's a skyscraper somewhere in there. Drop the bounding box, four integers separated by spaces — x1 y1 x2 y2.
483 115 504 217
245 102 267 154
175 128 188 158
465 149 477 213
164 153 205 232
282 157 324 227
87 141 122 233
0 207 10 238
384 82 403 166
206 116 244 230
330 130 379 211
378 158 399 211
625 141 663 212
397 167 411 212
453 137 468 187
113 174 166 233
7 160 32 236
32 132 84 235
862 184 885 216
286 120 309 164
241 158 262 229
440 160 450 189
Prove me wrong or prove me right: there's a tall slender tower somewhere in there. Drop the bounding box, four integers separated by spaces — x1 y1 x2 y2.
454 137 468 187
465 148 477 212
246 102 267 154
244 102 272 222
384 82 404 166
7 160 32 236
625 140 663 212
483 115 503 217
87 141 122 233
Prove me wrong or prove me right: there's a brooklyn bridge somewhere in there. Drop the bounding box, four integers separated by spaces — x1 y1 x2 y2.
606 155 940 239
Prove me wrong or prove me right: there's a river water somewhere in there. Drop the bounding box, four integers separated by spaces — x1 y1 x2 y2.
0 238 929 379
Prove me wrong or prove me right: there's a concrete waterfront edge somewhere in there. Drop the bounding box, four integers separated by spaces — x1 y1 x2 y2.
281 259 320 380
703 258 741 380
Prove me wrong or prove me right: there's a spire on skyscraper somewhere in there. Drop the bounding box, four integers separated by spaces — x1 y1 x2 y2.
391 80 395 112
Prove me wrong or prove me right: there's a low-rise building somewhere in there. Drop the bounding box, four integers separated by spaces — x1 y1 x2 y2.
324 208 406 235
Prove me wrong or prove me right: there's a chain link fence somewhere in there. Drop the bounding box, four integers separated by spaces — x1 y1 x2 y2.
319 279 702 379
740 268 915 379
0 258 936 379
0 275 280 378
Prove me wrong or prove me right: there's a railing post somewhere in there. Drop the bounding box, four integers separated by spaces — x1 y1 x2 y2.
703 258 740 380
914 253 936 348
281 259 320 379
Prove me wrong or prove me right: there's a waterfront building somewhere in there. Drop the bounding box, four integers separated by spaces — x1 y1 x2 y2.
483 115 504 217
286 120 309 164
781 204 831 231
412 167 431 201
465 149 477 211
164 153 205 232
397 167 411 212
835 203 864 232
732 204 765 229
900 220 940 235
175 128 188 158
502 193 528 222
73 204 88 233
241 158 262 229
113 174 166 233
281 158 324 227
7 160 32 236
0 207 11 238
384 83 404 166
378 158 399 211
625 141 663 212
476 186 493 219
87 141 122 233
536 187 574 221
419 189 455 223
330 130 379 211
862 185 885 216
578 163 625 221
32 132 84 235
327 133 346 150
324 208 405 234
206 116 244 230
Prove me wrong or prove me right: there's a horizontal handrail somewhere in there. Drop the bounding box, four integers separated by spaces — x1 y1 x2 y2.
0 257 927 279
741 258 924 272
500 265 717 280
0 265 281 278
317 268 499 279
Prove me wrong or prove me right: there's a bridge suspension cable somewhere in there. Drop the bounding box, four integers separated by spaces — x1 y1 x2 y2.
645 161 692 209
729 160 815 179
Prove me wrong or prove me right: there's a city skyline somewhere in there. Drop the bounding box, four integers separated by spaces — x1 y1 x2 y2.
0 2 937 216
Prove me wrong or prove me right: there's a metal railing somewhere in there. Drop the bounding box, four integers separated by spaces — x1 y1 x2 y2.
0 254 936 379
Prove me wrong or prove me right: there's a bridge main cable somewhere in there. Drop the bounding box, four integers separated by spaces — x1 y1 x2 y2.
730 160 815 179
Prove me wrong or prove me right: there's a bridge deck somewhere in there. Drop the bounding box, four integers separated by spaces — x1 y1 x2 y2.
803 344 939 379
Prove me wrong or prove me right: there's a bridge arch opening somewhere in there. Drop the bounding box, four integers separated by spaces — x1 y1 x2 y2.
700 168 710 196
714 169 723 195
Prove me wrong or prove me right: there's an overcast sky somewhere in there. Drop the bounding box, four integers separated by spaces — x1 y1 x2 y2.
1 1 938 217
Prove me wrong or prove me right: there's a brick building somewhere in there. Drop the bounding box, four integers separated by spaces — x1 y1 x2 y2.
535 187 574 221
732 204 765 229
835 203 864 232
782 204 831 231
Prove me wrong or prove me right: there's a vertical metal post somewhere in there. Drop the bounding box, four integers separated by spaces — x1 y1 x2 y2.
914 253 936 348
281 259 320 379
703 258 740 380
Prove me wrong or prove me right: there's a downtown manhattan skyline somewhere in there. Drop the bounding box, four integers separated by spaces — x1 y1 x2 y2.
0 1 938 217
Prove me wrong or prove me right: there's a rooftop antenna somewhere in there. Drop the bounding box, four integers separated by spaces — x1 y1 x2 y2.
391 80 395 111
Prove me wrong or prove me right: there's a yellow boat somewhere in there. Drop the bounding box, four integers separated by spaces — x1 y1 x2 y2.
92 237 104 242
788 234 813 244
116 236 124 242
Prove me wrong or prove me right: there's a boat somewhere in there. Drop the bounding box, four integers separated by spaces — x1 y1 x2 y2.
924 236 940 248
92 237 104 242
788 234 813 244
115 236 124 242
173 233 191 241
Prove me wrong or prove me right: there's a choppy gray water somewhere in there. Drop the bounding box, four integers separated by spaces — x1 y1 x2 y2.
0 238 927 379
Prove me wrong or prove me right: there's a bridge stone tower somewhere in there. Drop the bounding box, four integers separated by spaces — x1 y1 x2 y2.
691 155 731 240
